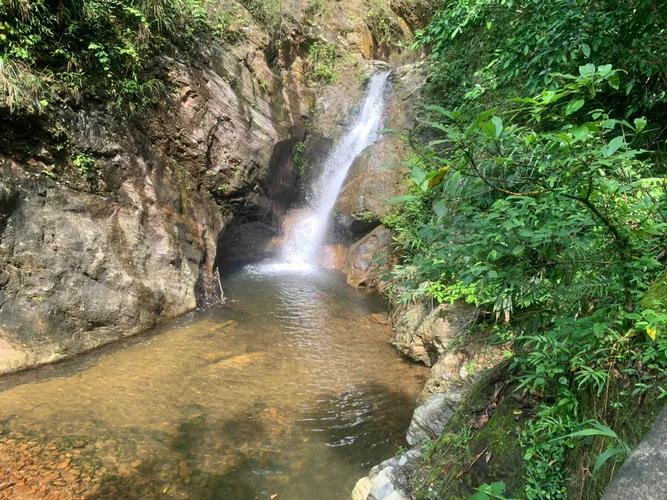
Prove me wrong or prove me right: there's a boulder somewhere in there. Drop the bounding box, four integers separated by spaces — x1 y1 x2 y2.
352 449 423 500
335 134 408 236
391 302 475 366
346 225 394 288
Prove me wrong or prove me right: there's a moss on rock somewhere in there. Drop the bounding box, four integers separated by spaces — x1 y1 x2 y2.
413 364 527 499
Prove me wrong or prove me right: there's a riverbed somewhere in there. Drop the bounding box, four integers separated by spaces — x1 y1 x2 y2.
0 268 427 499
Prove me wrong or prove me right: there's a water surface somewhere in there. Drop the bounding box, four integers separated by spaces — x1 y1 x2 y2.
0 269 427 499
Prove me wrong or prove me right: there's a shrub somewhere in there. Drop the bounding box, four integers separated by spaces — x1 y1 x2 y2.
392 65 667 497
0 0 213 115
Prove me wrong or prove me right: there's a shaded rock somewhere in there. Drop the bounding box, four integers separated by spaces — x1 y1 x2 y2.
406 392 461 446
0 0 317 373
389 0 438 35
346 225 393 288
604 406 667 500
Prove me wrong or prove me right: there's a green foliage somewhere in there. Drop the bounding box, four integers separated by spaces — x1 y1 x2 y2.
305 0 327 17
306 41 338 85
238 0 284 34
72 152 98 189
292 141 306 175
472 481 512 500
416 0 667 120
392 65 667 497
0 0 216 115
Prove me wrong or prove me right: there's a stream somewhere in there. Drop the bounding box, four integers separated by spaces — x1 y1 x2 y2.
0 268 427 499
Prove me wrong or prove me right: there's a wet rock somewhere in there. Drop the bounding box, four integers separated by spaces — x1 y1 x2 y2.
320 244 349 271
604 406 667 500
352 449 423 500
346 225 394 289
335 62 426 234
406 392 461 446
335 135 408 236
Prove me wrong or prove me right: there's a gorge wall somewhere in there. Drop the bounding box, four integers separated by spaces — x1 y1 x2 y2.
0 0 433 374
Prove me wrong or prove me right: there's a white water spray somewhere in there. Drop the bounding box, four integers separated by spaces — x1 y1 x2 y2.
279 71 391 268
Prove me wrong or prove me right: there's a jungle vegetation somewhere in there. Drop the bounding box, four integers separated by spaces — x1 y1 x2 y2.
386 0 666 498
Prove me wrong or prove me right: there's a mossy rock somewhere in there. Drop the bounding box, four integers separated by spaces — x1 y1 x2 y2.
642 272 667 311
413 364 527 499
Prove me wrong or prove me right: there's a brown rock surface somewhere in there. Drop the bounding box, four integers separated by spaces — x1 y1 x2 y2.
345 225 394 288
335 62 427 235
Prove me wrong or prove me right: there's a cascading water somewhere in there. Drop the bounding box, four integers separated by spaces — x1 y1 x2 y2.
278 70 391 269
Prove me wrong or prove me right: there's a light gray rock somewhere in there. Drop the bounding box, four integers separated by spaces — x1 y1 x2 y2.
352 449 423 500
604 406 667 500
406 392 461 446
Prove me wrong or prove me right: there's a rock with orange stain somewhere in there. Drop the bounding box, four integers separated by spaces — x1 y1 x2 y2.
320 245 349 272
345 225 394 289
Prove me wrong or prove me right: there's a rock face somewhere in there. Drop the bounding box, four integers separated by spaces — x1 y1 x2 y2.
391 302 476 366
406 391 461 446
335 63 426 236
346 225 394 288
0 0 438 375
604 406 667 500
0 161 224 373
3 0 409 374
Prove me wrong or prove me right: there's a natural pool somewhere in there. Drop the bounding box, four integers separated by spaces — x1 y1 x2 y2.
0 268 427 499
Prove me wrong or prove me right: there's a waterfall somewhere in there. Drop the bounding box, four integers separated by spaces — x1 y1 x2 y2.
279 71 391 268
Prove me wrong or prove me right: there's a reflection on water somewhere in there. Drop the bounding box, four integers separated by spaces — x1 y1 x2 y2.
0 269 427 499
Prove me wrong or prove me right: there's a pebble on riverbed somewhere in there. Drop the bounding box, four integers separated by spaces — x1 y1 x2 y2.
0 436 96 499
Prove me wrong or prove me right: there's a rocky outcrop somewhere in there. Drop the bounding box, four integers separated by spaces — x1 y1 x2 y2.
406 391 462 446
391 301 476 366
345 225 394 288
0 158 224 374
352 297 512 500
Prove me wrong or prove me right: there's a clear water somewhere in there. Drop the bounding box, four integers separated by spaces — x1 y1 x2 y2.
281 71 391 266
0 269 427 499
